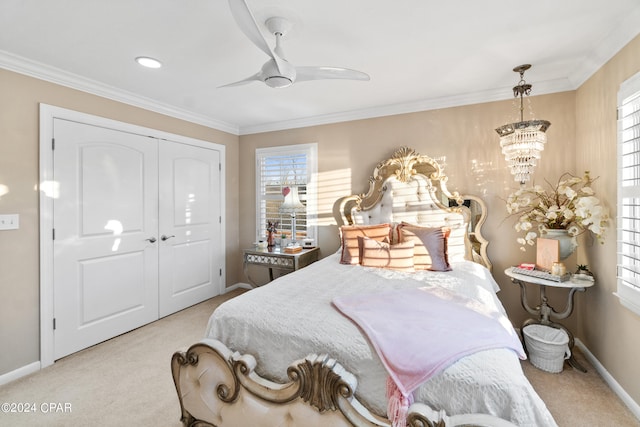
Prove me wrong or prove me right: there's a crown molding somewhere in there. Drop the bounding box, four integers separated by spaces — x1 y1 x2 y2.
0 50 239 135
238 78 572 135
568 6 640 88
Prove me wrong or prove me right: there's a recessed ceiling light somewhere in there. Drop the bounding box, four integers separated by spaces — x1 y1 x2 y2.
135 56 162 69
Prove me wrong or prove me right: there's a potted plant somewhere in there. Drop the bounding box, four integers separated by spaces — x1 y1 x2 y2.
574 264 595 281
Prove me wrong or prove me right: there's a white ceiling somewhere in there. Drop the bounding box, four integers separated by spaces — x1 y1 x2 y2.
2 0 640 135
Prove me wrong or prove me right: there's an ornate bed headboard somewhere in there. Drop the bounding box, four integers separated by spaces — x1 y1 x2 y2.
336 146 491 271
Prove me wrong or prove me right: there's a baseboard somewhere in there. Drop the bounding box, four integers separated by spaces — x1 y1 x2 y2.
0 361 40 386
576 339 640 420
224 282 252 293
2 287 249 387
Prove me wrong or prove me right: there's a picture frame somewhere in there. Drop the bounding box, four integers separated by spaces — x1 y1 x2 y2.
536 238 559 271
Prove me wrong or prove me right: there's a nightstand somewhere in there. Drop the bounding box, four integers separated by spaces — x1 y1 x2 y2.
243 247 320 287
505 267 595 372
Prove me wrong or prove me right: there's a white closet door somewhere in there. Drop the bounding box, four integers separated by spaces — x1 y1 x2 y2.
158 140 222 317
52 119 159 360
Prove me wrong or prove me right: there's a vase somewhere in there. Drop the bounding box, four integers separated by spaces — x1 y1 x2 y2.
541 229 577 260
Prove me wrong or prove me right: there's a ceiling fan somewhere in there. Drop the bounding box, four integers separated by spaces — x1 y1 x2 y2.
220 0 370 89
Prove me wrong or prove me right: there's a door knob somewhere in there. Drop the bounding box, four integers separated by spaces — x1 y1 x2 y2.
161 234 175 241
145 237 157 243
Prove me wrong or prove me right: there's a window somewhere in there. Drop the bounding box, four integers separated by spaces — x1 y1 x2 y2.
256 143 317 243
617 71 640 315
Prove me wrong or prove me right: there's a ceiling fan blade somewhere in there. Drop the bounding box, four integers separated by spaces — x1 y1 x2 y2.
295 66 370 82
227 0 286 73
218 72 262 88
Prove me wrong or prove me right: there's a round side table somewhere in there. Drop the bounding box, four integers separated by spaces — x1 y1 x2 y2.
505 267 594 372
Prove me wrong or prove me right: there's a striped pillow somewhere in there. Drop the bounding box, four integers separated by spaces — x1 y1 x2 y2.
397 223 451 271
340 223 392 265
358 236 415 272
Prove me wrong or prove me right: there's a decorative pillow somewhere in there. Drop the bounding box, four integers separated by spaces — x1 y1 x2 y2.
358 236 415 272
340 223 392 265
397 223 451 271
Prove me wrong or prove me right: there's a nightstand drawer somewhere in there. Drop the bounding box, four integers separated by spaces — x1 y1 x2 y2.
243 247 319 286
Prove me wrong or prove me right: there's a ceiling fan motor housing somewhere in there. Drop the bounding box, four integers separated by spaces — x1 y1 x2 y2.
262 59 296 88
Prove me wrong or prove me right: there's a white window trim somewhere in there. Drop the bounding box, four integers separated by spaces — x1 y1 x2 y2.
616 70 640 316
255 143 318 243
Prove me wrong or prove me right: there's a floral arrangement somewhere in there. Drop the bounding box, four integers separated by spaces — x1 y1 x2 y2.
506 171 609 251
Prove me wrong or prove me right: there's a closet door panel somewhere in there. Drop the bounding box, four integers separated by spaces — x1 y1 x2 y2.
158 140 222 316
52 119 159 360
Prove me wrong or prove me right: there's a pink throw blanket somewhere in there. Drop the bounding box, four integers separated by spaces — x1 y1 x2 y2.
333 286 525 425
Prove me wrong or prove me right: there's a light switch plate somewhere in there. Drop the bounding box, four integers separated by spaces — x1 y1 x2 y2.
0 214 19 230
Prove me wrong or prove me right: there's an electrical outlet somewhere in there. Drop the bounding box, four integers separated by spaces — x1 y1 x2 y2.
0 214 19 230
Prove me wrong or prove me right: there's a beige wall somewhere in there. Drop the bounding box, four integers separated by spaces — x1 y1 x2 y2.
0 69 240 376
576 35 640 402
239 92 579 329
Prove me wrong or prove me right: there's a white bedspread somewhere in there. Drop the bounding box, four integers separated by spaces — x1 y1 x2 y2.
206 253 557 427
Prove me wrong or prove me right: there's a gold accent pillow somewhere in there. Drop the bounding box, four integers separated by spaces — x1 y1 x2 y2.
358 236 415 272
340 223 391 265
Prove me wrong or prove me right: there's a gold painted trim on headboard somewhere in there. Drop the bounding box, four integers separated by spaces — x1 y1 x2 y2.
336 146 492 271
365 146 463 209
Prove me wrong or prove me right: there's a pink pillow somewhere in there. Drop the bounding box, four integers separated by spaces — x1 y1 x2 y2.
340 223 391 265
358 236 415 272
397 223 451 271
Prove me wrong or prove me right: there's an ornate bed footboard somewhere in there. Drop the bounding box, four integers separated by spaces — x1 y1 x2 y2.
171 339 517 427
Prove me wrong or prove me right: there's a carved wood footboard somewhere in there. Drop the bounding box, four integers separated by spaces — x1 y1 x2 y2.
171 339 517 427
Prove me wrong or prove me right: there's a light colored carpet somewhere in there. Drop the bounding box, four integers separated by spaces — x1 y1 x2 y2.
522 347 640 427
0 287 638 426
0 288 245 427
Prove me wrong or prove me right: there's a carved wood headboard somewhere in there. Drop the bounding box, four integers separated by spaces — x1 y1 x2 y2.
336 146 491 271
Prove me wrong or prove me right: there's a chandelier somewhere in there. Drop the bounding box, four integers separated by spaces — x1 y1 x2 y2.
495 64 551 184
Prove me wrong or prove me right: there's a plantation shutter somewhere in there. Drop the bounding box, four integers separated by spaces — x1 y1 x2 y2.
617 71 640 315
256 144 317 243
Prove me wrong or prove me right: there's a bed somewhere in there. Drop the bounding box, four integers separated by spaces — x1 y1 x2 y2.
171 147 557 427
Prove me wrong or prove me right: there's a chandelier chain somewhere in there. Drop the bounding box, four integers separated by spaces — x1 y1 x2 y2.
495 64 551 184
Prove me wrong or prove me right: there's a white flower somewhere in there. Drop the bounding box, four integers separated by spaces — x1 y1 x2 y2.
563 187 577 199
567 176 583 185
505 171 609 252
581 186 594 195
562 208 575 220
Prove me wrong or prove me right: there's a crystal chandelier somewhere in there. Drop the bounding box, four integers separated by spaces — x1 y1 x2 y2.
495 64 551 184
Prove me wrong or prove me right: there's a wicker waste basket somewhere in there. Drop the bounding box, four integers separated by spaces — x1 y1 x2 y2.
523 324 570 373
